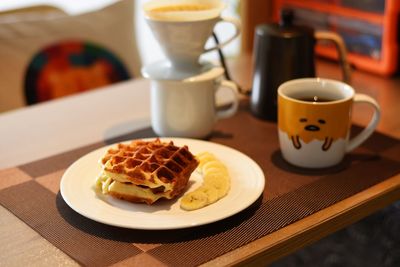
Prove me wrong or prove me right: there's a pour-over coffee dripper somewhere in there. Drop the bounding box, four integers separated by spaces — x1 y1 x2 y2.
143 0 240 76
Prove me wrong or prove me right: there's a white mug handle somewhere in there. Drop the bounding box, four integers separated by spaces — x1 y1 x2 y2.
346 93 381 152
216 80 239 119
204 16 241 53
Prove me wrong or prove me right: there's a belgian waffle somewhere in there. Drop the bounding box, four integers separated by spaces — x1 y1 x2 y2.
96 139 199 204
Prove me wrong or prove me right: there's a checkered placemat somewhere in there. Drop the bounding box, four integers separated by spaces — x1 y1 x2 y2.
1 108 399 266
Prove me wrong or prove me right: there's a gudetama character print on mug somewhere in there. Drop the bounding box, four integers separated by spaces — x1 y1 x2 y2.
295 117 332 151
280 98 352 152
278 78 380 169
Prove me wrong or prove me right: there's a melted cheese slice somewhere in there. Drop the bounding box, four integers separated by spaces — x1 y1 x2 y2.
95 171 173 203
103 161 174 192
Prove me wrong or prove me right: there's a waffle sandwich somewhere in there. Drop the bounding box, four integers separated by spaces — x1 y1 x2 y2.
95 139 198 204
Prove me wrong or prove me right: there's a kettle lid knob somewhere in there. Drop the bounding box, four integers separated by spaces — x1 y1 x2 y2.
255 8 314 38
280 8 294 27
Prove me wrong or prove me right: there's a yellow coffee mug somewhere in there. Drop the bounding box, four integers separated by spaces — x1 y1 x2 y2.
278 78 380 168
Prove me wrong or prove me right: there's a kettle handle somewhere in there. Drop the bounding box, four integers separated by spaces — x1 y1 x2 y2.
315 31 352 84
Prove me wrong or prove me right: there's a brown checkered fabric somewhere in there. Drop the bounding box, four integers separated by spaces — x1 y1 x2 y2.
1 104 399 266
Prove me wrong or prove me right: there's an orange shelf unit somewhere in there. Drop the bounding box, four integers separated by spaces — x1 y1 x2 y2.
273 0 400 76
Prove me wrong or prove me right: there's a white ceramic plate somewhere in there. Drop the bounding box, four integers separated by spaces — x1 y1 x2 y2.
60 138 265 230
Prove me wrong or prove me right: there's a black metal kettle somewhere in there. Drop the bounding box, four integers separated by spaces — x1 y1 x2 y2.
250 9 351 121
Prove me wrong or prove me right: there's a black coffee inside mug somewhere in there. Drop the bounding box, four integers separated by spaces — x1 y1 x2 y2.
289 91 343 103
297 96 335 103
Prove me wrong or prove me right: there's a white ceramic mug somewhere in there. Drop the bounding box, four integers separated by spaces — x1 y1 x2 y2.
150 67 239 138
278 78 380 168
143 0 241 72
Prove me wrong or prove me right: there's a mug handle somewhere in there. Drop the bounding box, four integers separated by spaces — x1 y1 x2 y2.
204 16 241 53
216 80 239 119
346 93 381 152
315 31 352 84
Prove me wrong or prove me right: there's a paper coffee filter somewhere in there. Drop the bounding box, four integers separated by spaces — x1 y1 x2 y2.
143 0 225 21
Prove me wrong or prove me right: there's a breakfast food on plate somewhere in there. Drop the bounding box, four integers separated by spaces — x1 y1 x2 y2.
95 139 198 204
180 152 231 211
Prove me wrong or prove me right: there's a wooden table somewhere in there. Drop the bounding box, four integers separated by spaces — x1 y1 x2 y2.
0 56 399 266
